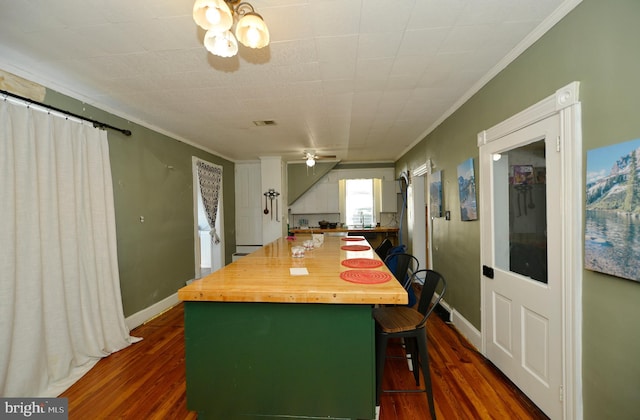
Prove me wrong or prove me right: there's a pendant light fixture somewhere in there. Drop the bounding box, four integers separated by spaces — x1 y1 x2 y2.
193 0 270 57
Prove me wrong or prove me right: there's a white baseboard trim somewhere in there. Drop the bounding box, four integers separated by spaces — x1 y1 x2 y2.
125 292 180 331
435 298 482 352
451 308 482 351
436 295 451 319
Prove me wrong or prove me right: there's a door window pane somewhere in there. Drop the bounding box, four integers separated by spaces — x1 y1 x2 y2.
493 140 548 283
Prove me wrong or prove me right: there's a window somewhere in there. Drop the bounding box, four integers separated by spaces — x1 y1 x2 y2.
345 179 374 226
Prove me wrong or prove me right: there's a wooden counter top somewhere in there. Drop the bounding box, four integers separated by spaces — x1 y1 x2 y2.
178 235 407 305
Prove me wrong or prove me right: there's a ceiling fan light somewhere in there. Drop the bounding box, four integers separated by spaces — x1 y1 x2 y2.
204 30 239 57
306 157 316 167
193 0 233 31
235 13 270 48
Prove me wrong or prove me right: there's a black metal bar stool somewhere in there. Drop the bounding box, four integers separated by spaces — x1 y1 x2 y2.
373 269 447 419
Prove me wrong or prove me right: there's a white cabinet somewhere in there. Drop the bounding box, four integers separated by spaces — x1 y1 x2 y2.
325 181 339 213
290 176 339 214
381 179 398 213
289 187 309 214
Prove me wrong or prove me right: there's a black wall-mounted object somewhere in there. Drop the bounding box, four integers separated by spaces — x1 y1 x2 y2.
1 89 132 136
482 265 494 279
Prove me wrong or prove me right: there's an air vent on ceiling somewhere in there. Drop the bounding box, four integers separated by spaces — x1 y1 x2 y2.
253 120 276 126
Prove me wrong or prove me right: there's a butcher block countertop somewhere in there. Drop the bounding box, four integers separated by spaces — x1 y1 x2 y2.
178 235 407 305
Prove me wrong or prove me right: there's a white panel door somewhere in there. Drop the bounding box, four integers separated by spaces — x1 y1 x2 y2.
235 163 262 245
480 114 563 419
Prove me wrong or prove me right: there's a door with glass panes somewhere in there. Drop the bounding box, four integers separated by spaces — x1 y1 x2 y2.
480 114 563 419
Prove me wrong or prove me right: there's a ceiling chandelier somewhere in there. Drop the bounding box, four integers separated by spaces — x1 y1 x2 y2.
193 0 270 58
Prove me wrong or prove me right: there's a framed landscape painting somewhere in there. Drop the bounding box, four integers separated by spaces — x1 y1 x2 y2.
585 138 640 282
430 170 443 218
457 158 478 221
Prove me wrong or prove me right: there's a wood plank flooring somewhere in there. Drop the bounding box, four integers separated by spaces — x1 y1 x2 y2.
60 301 549 419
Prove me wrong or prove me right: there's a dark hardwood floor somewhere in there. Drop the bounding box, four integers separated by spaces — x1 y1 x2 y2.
60 300 548 419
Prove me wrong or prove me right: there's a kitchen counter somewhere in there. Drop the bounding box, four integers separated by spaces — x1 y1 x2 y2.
179 235 405 304
178 235 406 419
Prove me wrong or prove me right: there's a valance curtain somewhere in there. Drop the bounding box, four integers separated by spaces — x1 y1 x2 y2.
196 160 222 244
0 98 139 397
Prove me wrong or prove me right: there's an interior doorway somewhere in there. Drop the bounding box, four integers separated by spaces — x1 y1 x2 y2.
193 157 224 278
478 82 582 419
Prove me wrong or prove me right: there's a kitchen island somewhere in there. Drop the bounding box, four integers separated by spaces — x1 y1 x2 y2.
178 235 407 420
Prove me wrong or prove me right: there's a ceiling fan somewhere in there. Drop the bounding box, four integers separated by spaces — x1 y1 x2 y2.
303 150 336 167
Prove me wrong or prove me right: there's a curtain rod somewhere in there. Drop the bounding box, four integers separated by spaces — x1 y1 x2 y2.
1 89 132 137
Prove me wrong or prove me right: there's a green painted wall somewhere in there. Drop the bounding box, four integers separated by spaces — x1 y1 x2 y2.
43 90 236 317
396 0 640 417
287 161 338 205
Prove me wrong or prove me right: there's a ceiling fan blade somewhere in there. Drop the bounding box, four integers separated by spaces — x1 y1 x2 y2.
316 154 337 159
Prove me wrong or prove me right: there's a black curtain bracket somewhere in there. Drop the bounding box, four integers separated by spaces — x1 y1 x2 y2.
1 89 132 137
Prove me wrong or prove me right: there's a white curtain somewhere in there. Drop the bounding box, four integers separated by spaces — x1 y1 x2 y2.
0 98 139 397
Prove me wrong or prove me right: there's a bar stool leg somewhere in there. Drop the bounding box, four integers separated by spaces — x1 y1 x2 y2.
405 337 421 385
416 328 436 419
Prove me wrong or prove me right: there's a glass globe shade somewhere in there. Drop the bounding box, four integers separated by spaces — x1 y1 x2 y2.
235 13 269 48
204 30 239 57
193 0 233 32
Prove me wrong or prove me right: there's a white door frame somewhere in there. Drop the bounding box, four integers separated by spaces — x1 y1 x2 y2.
193 157 225 278
478 82 583 419
410 166 428 270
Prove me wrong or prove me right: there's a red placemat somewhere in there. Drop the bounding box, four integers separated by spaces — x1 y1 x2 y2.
340 270 391 284
341 237 363 241
341 258 383 269
341 245 371 251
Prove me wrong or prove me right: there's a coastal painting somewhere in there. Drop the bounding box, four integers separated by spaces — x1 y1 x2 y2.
430 170 443 218
457 158 478 221
586 138 640 282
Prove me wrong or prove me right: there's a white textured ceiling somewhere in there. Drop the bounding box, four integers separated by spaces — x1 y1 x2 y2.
0 0 573 163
